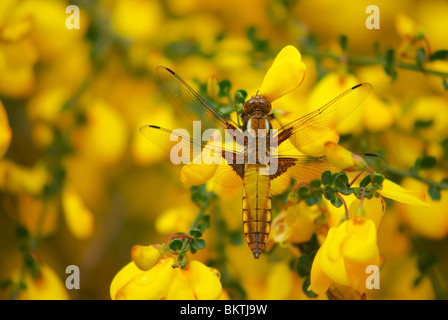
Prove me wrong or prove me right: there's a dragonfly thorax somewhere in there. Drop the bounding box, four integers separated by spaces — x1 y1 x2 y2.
243 95 272 114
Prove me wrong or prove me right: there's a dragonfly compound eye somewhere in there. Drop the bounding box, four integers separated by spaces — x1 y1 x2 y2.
243 96 272 114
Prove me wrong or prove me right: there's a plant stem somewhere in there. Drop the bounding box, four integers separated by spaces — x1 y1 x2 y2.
304 49 448 78
386 167 448 190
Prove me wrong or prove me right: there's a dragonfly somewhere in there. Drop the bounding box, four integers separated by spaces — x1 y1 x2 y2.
141 66 386 259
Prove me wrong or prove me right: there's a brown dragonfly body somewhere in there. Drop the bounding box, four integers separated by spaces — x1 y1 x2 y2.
141 66 382 259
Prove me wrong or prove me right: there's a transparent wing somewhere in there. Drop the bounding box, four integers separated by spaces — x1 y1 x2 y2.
276 83 373 152
156 66 240 133
140 125 244 188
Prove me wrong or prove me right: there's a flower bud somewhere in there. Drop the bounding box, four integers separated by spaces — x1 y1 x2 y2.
131 244 162 271
207 75 220 100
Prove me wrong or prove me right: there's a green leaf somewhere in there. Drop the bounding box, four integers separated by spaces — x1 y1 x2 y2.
428 186 441 201
297 254 314 277
373 173 385 188
234 89 247 103
414 119 434 129
218 79 232 98
384 48 397 81
334 173 349 189
420 156 436 169
197 215 211 232
191 238 206 250
323 185 335 201
339 34 348 52
430 50 448 61
298 186 309 199
360 174 372 188
169 239 184 252
443 79 448 91
310 179 321 189
305 194 321 206
189 228 202 238
321 171 334 186
330 196 343 208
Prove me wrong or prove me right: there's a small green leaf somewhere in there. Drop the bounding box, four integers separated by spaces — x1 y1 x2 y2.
305 194 321 206
428 186 441 201
420 156 436 170
321 171 334 186
297 254 314 277
335 173 349 189
430 50 448 61
191 238 206 250
234 89 247 103
330 196 343 208
218 79 232 98
360 175 372 188
298 186 309 199
443 79 448 91
373 173 385 188
310 179 321 189
414 119 434 129
189 228 202 238
384 48 397 81
169 239 184 252
339 34 348 52
323 185 335 201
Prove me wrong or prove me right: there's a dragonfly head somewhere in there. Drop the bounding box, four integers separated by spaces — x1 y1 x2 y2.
243 95 272 115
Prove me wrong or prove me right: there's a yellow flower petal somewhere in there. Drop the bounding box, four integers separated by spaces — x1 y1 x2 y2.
379 179 430 207
184 261 222 300
308 248 333 294
113 257 176 300
258 45 306 102
395 177 448 239
319 227 350 286
0 99 12 158
62 186 94 239
16 264 69 300
348 197 385 229
342 219 378 264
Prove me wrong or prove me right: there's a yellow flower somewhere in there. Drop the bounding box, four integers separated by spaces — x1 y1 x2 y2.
309 217 379 294
61 184 94 239
14 264 69 300
395 177 448 239
0 99 12 158
258 45 306 102
110 257 222 300
111 0 164 41
271 200 318 245
0 160 48 195
378 178 429 208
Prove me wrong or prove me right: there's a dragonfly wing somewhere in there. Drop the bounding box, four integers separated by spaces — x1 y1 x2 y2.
140 125 244 188
156 66 240 133
275 83 373 152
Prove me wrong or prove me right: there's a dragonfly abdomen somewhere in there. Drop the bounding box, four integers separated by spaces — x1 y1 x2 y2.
242 164 271 259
